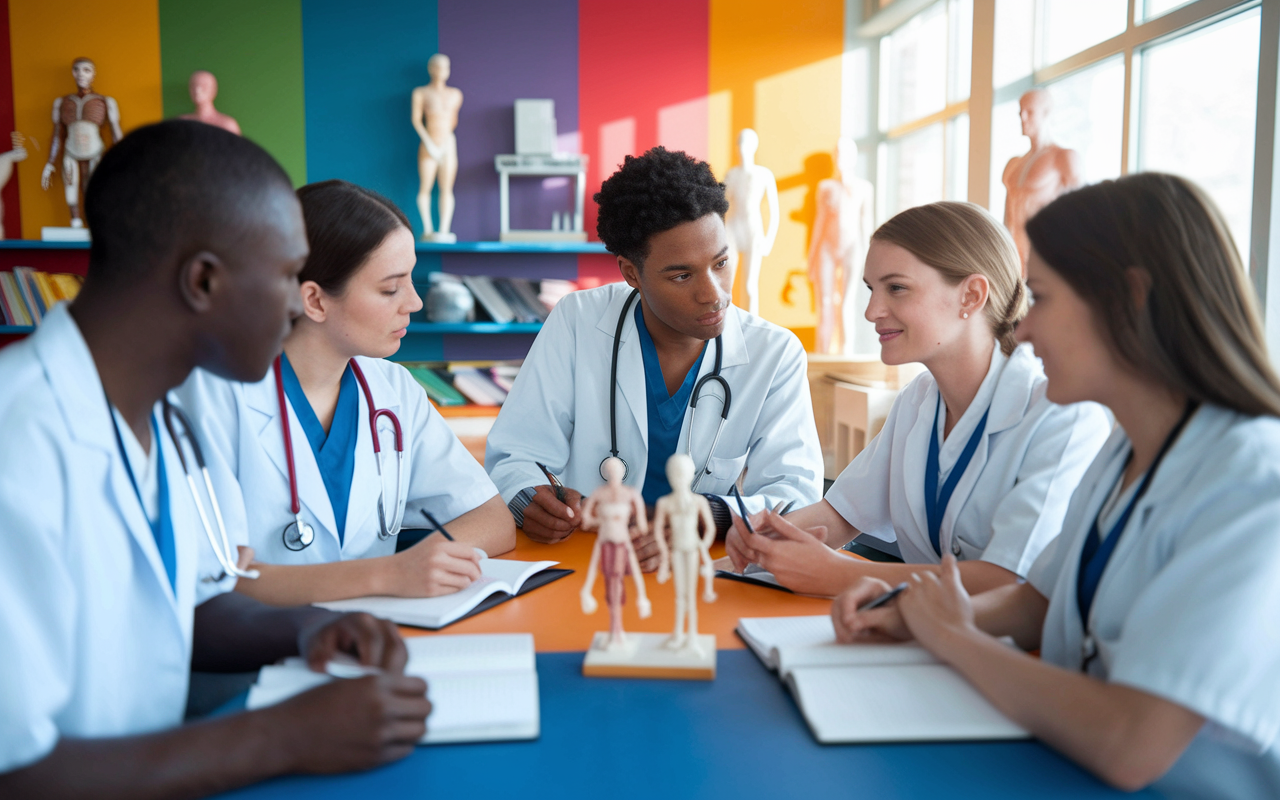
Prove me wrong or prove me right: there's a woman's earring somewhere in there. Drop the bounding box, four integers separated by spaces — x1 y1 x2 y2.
963 312 969 319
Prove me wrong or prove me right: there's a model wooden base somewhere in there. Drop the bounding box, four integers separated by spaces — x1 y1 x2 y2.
582 632 716 680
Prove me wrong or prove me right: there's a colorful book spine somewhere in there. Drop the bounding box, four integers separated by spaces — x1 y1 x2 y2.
12 267 44 323
0 273 32 326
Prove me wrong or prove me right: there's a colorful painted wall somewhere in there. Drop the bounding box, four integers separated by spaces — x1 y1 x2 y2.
1 0 845 340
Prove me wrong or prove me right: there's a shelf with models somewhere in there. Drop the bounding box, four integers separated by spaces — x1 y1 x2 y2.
406 321 541 334
0 239 607 254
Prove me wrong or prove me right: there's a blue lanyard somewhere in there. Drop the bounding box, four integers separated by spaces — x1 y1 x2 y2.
1076 402 1197 627
109 410 177 593
925 394 990 556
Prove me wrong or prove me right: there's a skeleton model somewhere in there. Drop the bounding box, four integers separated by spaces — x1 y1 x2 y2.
652 454 717 657
41 58 122 228
808 137 876 356
410 53 463 242
723 129 779 315
579 457 658 650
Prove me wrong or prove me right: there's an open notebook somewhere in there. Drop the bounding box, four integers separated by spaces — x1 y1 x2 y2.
738 615 1028 744
316 558 571 629
247 633 539 744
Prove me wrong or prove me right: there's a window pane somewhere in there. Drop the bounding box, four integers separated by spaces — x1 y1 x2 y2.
885 123 945 216
947 113 970 201
988 98 1023 224
1138 9 1261 260
993 0 1034 89
948 0 974 103
1143 0 1191 20
1044 57 1124 183
883 2 948 129
1041 0 1127 66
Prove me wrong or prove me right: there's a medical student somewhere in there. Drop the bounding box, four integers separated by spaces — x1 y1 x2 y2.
728 201 1110 597
833 173 1280 798
0 121 430 797
179 179 514 606
485 147 823 568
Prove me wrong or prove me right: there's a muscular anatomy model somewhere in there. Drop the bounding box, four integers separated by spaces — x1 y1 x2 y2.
41 58 122 228
652 455 716 656
411 53 463 243
180 71 241 135
0 133 28 239
1001 89 1082 274
723 129 778 315
580 457 657 650
808 137 875 355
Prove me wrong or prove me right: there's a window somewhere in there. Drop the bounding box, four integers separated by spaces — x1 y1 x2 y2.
1040 0 1128 65
1136 8 1262 256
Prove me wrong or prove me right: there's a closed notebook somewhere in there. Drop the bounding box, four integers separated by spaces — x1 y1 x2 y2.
317 557 570 630
405 365 468 406
738 615 1028 744
246 633 540 744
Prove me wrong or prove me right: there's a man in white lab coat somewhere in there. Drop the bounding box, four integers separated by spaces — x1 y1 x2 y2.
0 120 430 797
486 147 823 566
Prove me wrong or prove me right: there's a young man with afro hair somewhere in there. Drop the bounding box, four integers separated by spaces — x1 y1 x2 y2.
486 147 823 563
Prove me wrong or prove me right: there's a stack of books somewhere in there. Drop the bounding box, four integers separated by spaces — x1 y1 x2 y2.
402 361 523 408
1 268 83 326
459 276 552 324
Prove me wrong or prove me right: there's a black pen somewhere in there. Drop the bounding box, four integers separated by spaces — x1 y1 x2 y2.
729 485 754 534
536 461 568 503
858 582 909 611
420 509 455 541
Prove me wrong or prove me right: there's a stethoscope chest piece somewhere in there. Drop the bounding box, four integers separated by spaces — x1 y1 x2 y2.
283 516 315 551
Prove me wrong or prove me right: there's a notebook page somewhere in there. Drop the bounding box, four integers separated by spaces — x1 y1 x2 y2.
738 616 939 674
423 671 539 743
478 558 560 593
790 664 1028 743
406 632 535 676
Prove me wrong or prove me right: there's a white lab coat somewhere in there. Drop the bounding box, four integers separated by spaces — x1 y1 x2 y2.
826 342 1110 573
0 306 200 771
1029 405 1280 799
176 355 498 575
485 282 823 516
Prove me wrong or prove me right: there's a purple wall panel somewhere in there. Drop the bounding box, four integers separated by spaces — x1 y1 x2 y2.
445 333 539 360
438 0 579 242
439 252 578 281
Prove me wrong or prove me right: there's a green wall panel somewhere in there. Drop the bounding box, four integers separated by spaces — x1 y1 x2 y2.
159 0 307 186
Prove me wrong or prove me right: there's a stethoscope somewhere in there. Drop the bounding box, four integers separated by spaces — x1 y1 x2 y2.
273 356 405 551
604 289 732 493
158 399 260 582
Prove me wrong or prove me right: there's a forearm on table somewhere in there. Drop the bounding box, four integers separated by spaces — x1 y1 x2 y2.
971 581 1048 649
193 591 334 671
937 627 1202 791
233 558 388 607
0 704 294 800
437 495 516 555
829 557 1018 595
785 500 860 546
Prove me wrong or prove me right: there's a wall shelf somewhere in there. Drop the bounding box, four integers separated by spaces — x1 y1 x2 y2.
406 321 542 334
0 240 90 250
414 241 606 254
0 325 36 334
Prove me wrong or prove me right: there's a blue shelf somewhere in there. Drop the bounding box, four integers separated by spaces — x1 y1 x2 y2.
414 241 606 254
0 240 89 250
0 325 36 334
407 321 542 334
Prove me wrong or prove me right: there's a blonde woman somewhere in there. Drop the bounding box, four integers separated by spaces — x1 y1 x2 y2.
833 174 1280 797
727 202 1110 596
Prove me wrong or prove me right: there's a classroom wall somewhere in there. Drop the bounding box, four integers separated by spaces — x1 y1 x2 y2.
2 0 846 340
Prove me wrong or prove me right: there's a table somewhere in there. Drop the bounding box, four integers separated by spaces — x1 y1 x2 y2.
216 532 1152 798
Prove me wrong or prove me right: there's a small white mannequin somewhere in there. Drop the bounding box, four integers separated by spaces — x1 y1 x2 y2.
653 454 716 657
580 457 654 651
411 54 462 243
808 137 876 355
723 129 779 315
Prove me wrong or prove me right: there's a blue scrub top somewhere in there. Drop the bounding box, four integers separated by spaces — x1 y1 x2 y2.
280 353 359 544
635 303 706 507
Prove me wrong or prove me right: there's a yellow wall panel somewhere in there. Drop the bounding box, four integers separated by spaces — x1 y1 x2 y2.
710 0 843 332
10 0 163 239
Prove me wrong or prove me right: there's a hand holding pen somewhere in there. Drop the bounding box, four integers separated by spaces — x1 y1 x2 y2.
523 463 583 544
830 578 912 644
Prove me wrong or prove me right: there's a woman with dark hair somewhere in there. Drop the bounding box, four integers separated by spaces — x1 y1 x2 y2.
831 173 1280 797
179 179 514 605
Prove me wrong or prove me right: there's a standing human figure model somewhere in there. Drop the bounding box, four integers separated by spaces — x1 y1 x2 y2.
808 137 875 355
410 53 462 243
179 70 241 135
1001 89 1082 275
40 58 122 228
579 457 656 650
652 454 717 656
0 132 28 240
723 129 779 314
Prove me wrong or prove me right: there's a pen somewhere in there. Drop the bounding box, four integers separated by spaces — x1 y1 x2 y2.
536 461 567 503
775 500 796 516
858 582 909 611
419 509 455 541
729 485 754 534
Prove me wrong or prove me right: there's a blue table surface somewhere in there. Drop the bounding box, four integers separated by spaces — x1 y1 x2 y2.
216 649 1153 799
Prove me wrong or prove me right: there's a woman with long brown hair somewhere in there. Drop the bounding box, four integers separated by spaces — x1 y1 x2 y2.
728 201 1110 596
833 173 1280 797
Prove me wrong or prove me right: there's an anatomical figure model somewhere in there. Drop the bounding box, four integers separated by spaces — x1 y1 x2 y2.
652 454 716 657
723 129 779 315
1001 89 1082 274
411 53 463 242
41 58 122 228
580 457 657 650
807 137 875 355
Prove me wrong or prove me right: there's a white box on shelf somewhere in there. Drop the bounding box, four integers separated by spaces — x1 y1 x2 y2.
41 227 90 242
514 99 556 155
